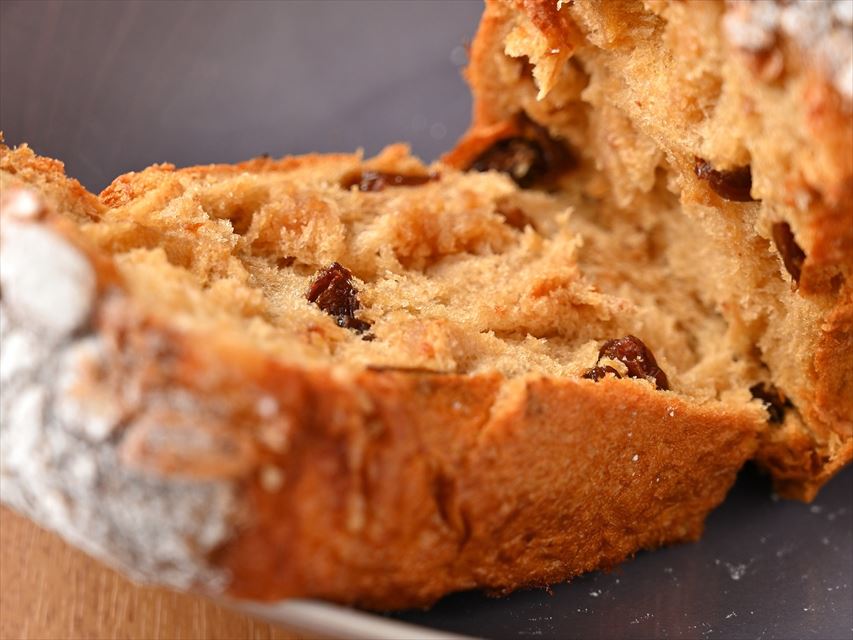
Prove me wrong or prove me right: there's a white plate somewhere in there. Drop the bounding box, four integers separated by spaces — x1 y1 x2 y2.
233 599 476 639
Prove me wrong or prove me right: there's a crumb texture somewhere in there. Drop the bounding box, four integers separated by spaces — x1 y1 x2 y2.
2 140 743 400
456 0 853 498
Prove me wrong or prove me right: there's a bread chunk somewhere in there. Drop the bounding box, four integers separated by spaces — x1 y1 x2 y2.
1 139 761 608
452 0 853 500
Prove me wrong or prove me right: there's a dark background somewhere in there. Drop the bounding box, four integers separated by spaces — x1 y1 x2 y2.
0 0 480 192
2 2 851 639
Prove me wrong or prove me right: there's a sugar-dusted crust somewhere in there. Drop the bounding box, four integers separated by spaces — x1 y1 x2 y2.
723 0 853 101
0 194 239 591
456 0 853 500
0 154 761 609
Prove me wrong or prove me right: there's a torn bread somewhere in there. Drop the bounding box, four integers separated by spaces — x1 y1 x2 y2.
0 140 762 608
450 0 853 500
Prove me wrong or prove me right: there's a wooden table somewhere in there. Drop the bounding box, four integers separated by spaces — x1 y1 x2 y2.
0 507 298 640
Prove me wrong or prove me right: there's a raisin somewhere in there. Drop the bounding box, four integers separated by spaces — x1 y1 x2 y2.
519 56 535 81
750 382 791 424
469 116 575 188
471 138 548 188
597 335 669 390
495 203 534 231
307 263 371 335
771 222 806 284
694 158 756 202
342 171 437 192
581 365 621 382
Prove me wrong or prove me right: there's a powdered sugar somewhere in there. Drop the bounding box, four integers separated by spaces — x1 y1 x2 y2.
724 0 853 99
0 214 238 592
0 218 95 338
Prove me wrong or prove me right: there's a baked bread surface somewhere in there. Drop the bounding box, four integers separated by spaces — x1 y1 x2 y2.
452 0 853 500
0 139 762 608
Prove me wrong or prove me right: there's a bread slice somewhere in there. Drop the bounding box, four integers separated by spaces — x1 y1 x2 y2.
450 0 853 500
0 138 762 608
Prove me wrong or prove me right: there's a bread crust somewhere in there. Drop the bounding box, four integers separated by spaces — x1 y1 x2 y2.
456 0 853 499
220 371 759 608
0 160 761 608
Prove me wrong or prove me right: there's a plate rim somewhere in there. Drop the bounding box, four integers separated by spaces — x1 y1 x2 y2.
230 598 478 640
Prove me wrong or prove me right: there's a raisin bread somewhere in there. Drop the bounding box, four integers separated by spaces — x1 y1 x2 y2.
0 139 762 609
450 0 853 500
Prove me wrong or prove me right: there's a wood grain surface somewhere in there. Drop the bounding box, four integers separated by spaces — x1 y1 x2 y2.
0 507 299 640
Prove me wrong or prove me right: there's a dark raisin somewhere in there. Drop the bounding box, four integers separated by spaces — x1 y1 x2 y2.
771 222 806 284
495 203 534 231
471 138 548 188
694 158 756 202
469 116 575 188
582 365 621 382
307 263 371 334
750 382 791 424
519 56 535 81
342 171 437 192
598 335 669 390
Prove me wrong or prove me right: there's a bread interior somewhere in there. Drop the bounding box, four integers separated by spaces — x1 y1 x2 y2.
57 142 752 408
451 0 853 469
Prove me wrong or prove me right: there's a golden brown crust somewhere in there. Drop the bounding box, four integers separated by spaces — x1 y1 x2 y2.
98 151 362 209
219 372 757 608
0 140 104 223
464 0 523 129
813 286 853 431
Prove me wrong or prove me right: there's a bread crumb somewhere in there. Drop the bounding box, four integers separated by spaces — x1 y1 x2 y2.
630 612 654 624
725 561 748 580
